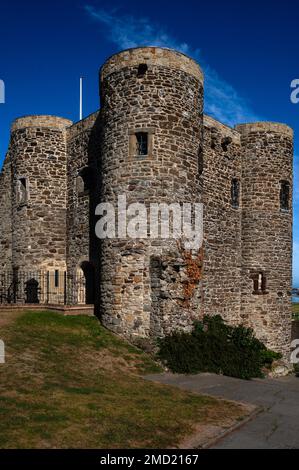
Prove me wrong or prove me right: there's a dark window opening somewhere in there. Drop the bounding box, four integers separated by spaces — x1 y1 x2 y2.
231 178 240 208
253 272 267 295
221 136 232 152
211 137 217 150
135 132 148 156
280 180 290 211
78 167 93 194
17 178 28 205
137 63 148 78
54 270 59 288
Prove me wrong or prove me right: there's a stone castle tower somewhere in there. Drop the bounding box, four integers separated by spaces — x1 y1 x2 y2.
0 47 293 358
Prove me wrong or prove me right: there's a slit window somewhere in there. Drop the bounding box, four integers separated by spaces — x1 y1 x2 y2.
135 132 148 156
280 180 290 211
231 178 240 208
17 177 28 205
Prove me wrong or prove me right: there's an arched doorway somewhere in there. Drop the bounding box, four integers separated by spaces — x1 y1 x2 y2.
77 261 95 305
25 278 40 304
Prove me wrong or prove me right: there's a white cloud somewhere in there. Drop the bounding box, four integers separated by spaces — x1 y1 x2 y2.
85 5 260 126
293 241 299 286
293 157 299 204
85 6 191 54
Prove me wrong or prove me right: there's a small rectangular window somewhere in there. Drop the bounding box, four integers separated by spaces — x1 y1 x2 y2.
137 63 148 78
135 132 148 156
280 181 290 211
54 270 59 288
129 128 154 159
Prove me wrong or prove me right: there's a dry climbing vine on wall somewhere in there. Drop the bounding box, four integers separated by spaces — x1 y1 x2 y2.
177 240 203 306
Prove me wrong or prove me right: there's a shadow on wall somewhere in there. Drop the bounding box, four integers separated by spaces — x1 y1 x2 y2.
87 113 102 317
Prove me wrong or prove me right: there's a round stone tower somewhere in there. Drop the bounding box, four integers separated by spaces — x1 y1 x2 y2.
10 115 72 272
236 122 293 359
99 47 204 339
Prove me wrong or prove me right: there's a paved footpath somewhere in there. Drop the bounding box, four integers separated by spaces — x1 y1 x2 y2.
146 373 299 449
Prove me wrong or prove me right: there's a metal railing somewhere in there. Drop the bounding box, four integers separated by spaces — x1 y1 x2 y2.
0 271 90 305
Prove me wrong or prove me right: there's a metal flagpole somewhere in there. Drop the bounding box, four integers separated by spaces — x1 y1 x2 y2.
80 77 83 121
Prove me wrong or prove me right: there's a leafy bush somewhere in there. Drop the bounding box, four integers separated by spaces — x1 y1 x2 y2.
157 315 282 380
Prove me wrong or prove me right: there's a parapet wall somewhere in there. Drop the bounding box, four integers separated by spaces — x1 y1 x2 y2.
67 111 99 141
236 121 293 138
202 115 242 324
100 46 204 82
204 114 240 143
12 115 73 132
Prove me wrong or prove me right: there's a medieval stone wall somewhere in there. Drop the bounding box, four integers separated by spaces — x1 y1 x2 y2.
66 112 100 273
99 47 203 339
237 122 293 358
202 116 242 324
10 115 72 271
66 112 101 304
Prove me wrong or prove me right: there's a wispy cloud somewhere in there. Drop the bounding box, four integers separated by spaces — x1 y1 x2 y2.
293 241 299 286
85 5 260 126
294 157 299 204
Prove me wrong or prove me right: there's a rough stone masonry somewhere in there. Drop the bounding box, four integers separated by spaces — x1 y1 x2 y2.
0 47 294 359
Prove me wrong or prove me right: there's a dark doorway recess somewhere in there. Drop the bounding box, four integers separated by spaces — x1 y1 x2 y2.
81 261 95 304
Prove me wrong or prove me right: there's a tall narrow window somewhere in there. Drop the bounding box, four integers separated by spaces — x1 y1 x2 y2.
135 132 148 156
17 177 28 205
280 180 290 211
231 178 240 209
253 272 267 294
54 270 59 288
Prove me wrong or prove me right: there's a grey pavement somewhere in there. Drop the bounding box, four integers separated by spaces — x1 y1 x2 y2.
146 372 299 449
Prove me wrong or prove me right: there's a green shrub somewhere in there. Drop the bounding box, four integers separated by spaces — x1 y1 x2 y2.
157 315 282 380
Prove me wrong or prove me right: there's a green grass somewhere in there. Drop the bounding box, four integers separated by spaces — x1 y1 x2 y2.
0 310 246 448
293 303 299 319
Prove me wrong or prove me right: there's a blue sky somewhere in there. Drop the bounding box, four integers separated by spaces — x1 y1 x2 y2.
0 0 298 284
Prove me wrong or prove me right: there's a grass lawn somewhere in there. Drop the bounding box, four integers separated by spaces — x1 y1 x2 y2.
0 310 247 449
293 303 299 319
